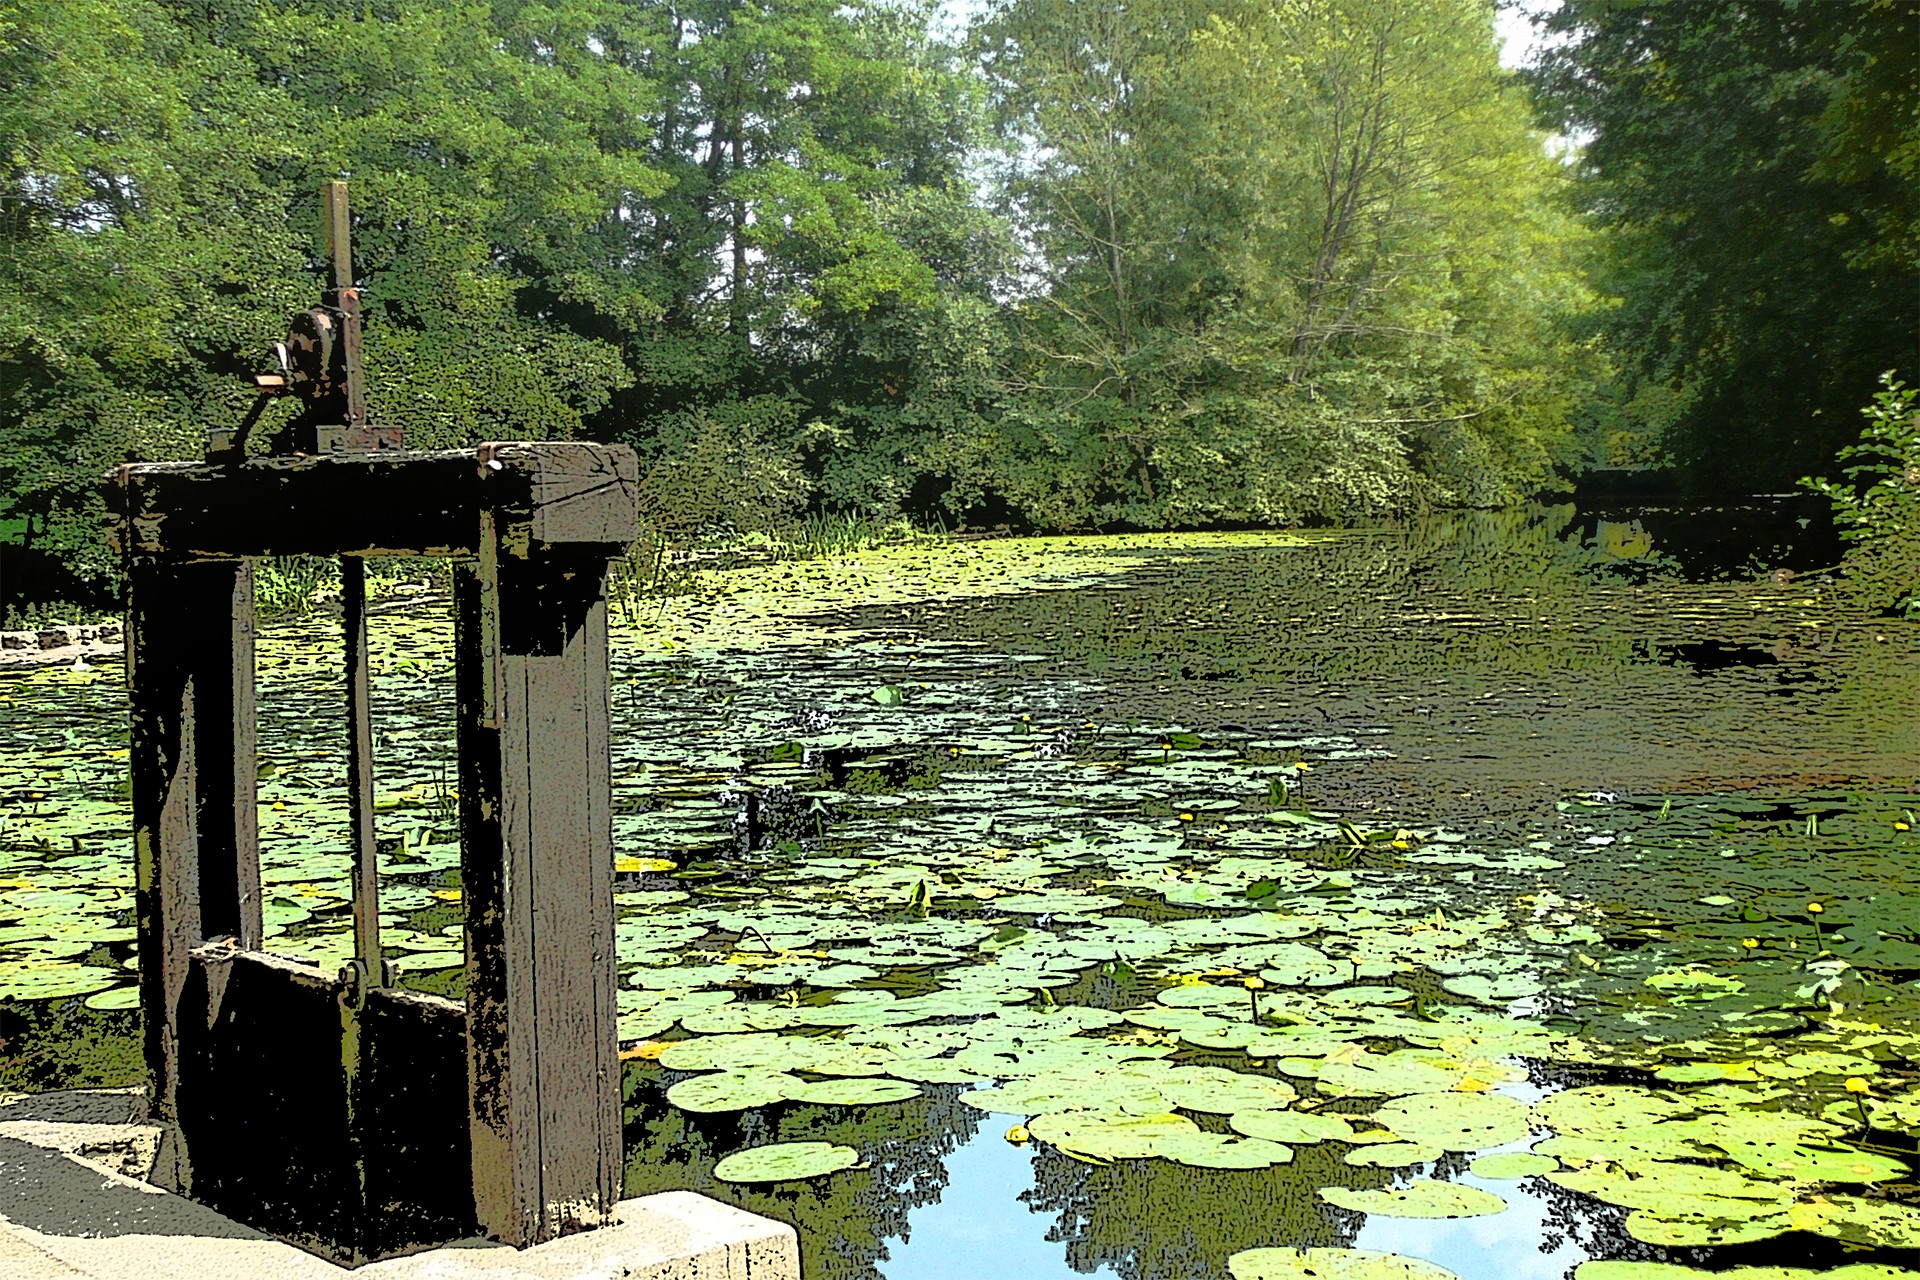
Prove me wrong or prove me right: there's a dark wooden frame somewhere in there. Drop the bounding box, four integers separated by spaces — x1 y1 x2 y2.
106 442 636 1258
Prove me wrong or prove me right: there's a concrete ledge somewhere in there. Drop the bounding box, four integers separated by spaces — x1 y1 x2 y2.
365 1193 799 1280
1 1118 799 1280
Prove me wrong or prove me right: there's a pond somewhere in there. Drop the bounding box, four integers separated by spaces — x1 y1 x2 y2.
2 501 1917 1280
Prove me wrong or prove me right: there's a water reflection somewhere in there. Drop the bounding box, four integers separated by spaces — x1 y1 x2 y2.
3 502 1916 1277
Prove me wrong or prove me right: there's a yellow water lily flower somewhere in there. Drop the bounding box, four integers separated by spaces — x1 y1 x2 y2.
1005 1125 1030 1144
1845 1077 1872 1094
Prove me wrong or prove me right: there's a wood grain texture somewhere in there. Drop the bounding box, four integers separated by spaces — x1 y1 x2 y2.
128 559 259 1129
342 557 382 975
456 547 620 1246
103 443 636 559
117 438 631 1257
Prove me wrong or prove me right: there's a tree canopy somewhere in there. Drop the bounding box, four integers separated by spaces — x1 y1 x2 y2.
1 0 1911 606
1530 0 1919 488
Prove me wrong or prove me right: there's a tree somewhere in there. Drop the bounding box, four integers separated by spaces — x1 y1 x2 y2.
0 0 306 581
598 0 1004 528
966 0 1595 530
1530 0 1920 489
0 0 664 589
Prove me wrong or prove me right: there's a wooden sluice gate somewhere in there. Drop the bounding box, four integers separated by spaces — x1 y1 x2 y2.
102 183 639 1263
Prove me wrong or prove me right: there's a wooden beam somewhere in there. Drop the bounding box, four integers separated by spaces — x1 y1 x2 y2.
342 557 382 979
455 540 620 1247
104 443 638 560
128 559 261 1141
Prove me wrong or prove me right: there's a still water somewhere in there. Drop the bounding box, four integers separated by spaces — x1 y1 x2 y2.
1 500 1915 1279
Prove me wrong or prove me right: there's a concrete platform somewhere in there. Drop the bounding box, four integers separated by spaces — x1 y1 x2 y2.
0 1093 799 1280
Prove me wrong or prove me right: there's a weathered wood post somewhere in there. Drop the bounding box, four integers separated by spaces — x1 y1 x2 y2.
106 182 636 1261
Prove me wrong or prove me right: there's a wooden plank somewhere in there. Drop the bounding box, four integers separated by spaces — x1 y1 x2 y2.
479 443 639 548
360 985 476 1249
455 549 541 1248
176 946 357 1257
128 559 258 1131
455 545 620 1246
342 557 381 977
518 554 617 1230
128 560 202 1134
581 561 621 1212
230 561 262 949
103 443 637 559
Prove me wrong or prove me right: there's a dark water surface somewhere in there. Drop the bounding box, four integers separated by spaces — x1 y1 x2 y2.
1 502 1916 1279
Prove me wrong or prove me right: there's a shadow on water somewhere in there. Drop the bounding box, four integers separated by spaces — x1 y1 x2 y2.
2 501 1917 1278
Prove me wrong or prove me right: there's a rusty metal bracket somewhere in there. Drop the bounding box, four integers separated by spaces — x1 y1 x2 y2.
208 180 402 462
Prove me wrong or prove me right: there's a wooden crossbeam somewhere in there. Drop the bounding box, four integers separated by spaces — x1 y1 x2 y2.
106 443 637 560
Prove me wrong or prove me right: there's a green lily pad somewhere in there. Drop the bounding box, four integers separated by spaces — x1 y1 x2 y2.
1787 1195 1920 1247
787 1076 921 1107
1533 1085 1690 1135
82 984 140 1011
1709 1140 1907 1184
666 1070 805 1113
1548 1161 1794 1217
1344 1141 1441 1167
1150 1130 1294 1169
1027 1110 1199 1162
1576 1264 1915 1280
1229 1109 1361 1145
1318 1050 1477 1097
1440 974 1540 1003
1371 1091 1530 1152
1158 1065 1299 1114
1320 1181 1508 1218
0 963 117 1001
713 1141 859 1183
1227 1248 1460 1280
1623 1209 1792 1247
1467 1151 1557 1179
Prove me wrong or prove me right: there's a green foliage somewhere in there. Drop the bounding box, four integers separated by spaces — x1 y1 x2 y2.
0 1001 142 1093
1531 0 1920 489
1 0 660 591
0 0 1666 610
254 557 339 622
1803 373 1920 616
961 0 1596 528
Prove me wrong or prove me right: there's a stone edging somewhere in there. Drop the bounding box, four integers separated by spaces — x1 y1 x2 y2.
1 624 123 653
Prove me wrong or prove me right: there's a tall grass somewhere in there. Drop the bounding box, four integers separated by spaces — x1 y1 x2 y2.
253 555 450 621
774 509 949 561
605 509 953 628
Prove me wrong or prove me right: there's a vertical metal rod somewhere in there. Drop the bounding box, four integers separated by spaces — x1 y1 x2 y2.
323 181 353 292
343 554 382 983
322 179 368 428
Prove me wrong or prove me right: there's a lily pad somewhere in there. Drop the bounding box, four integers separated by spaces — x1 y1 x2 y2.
1027 1110 1199 1162
1623 1209 1792 1247
1371 1091 1531 1152
787 1077 921 1107
1229 1109 1361 1145
1158 1065 1299 1114
713 1141 859 1183
1344 1141 1442 1167
1468 1151 1557 1179
1576 1265 1914 1280
1150 1130 1294 1169
1320 1181 1508 1218
1227 1249 1460 1280
666 1070 806 1113
1788 1195 1920 1248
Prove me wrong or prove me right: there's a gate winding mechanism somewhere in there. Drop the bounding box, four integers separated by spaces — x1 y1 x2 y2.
102 182 639 1263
